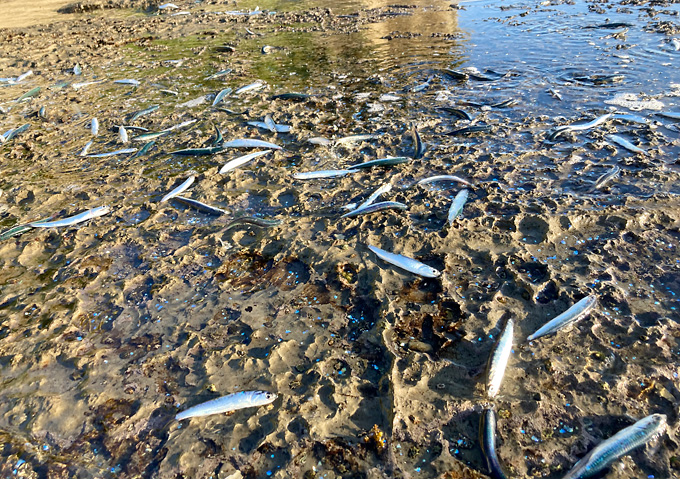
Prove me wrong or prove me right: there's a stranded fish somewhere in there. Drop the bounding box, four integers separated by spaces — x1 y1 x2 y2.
0 216 54 241
480 408 508 479
212 88 232 106
222 139 282 150
29 206 110 228
293 170 351 180
357 183 392 210
129 105 159 122
486 317 514 399
448 189 469 224
367 244 440 278
527 295 597 341
161 176 195 203
438 106 472 121
204 68 232 80
118 126 129 144
79 140 94 157
172 196 227 216
133 130 170 142
170 146 224 156
607 134 647 155
132 141 156 158
114 79 140 86
411 124 426 159
176 390 277 420
594 165 621 190
235 81 264 95
334 134 379 145
224 216 282 229
341 201 407 218
15 87 41 103
347 157 410 169
418 175 473 188
562 414 667 479
219 150 272 174
91 118 99 136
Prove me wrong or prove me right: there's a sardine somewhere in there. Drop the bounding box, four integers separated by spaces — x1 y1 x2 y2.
86 148 137 158
222 139 282 150
73 64 82 76
293 170 351 180
446 125 492 136
204 68 232 80
418 175 473 188
527 295 597 341
437 106 472 121
550 113 613 140
263 115 277 133
15 87 40 103
132 140 156 158
212 88 232 106
412 76 433 92
367 244 440 278
562 414 667 479
480 408 508 479
224 216 282 229
161 176 195 202
612 113 649 125
341 201 407 218
347 157 410 170
247 121 291 133
440 69 468 81
91 117 99 136
235 81 264 95
176 390 277 421
307 137 332 146
4 123 30 141
163 119 197 132
335 134 379 145
411 124 426 159
118 126 129 144
655 111 680 121
29 206 111 228
170 146 225 156
172 196 227 216
114 79 140 86
0 216 54 241
607 135 647 155
219 150 272 174
15 70 33 82
356 183 392 211
594 165 621 190
129 105 159 122
212 124 223 146
486 317 514 399
132 130 170 142
448 189 469 224
79 140 94 157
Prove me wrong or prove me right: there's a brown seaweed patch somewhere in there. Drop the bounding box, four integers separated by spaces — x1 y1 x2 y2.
215 253 310 293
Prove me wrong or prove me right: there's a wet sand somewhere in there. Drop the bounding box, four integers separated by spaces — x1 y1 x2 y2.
1 0 680 478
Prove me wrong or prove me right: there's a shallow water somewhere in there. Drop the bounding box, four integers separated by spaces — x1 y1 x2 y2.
1 0 680 478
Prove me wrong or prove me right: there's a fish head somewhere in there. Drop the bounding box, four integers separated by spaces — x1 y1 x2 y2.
648 413 667 431
419 265 441 278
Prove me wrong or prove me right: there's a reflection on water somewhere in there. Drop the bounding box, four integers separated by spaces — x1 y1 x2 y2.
1 0 680 477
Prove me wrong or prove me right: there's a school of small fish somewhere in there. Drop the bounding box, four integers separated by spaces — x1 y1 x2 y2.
0 14 677 478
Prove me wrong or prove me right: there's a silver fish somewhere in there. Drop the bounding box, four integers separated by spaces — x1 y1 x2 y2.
411 124 426 159
235 81 264 95
367 244 440 278
448 189 469 225
527 295 597 341
205 68 232 80
486 317 514 399
334 134 379 145
293 169 351 180
480 408 508 479
79 140 94 157
176 390 277 420
114 79 140 86
247 121 291 133
563 414 667 479
161 176 195 203
418 175 473 188
219 150 272 174
212 88 232 106
91 118 99 136
347 157 409 170
341 201 407 218
15 70 33 82
172 196 227 216
607 134 647 155
72 80 105 90
656 111 680 121
29 206 110 228
163 119 198 132
129 105 159 122
222 139 282 150
263 115 277 133
307 137 332 146
86 148 137 158
118 126 128 144
594 165 621 190
73 63 82 76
